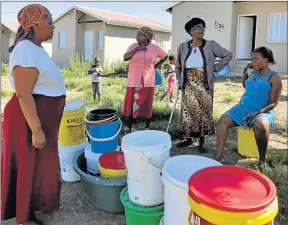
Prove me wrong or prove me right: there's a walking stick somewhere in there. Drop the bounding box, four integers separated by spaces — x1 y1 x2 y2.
166 84 180 133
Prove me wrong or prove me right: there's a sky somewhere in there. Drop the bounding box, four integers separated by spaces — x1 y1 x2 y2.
1 0 173 26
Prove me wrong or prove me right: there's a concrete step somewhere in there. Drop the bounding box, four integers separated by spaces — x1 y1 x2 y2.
227 71 243 77
231 67 244 73
235 60 250 65
233 63 247 70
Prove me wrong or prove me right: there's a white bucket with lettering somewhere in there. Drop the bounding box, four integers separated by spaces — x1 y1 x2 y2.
162 155 222 225
121 130 172 206
59 138 89 182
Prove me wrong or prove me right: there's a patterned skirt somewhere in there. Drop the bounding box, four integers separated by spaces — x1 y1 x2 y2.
179 68 215 138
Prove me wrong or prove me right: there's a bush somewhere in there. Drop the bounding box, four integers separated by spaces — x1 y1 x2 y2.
1 63 9 76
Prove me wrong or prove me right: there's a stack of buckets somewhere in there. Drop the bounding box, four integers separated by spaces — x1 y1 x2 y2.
58 101 89 182
84 109 122 176
120 130 172 225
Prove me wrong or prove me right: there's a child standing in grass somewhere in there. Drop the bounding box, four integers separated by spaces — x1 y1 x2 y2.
88 57 103 102
160 55 177 103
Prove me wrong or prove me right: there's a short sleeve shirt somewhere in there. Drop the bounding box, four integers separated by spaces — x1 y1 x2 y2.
126 43 167 87
9 40 66 97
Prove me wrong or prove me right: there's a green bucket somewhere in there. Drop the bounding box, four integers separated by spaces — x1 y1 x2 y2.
120 187 164 225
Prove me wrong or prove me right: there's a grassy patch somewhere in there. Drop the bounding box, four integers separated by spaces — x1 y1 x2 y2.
221 94 237 104
1 62 9 76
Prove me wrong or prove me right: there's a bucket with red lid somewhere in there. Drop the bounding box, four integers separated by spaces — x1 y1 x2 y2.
188 165 278 225
98 151 127 179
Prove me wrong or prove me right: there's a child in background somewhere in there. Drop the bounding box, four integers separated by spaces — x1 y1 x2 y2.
88 57 103 102
160 55 177 103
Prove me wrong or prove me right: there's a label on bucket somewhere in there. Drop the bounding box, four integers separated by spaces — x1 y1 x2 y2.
190 212 273 225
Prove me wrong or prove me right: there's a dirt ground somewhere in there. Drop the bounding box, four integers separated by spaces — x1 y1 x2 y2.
1 76 287 225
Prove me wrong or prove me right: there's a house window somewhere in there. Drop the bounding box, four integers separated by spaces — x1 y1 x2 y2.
59 32 66 48
97 31 103 50
267 12 287 43
186 15 205 41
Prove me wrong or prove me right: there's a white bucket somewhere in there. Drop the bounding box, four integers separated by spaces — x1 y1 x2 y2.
159 216 164 225
58 138 89 182
121 130 171 206
162 155 222 225
85 145 120 176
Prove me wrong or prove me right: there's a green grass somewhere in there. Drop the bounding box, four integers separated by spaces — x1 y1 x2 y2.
1 62 9 76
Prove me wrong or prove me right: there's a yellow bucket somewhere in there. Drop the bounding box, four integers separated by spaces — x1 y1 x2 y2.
188 166 278 225
58 101 86 146
238 126 259 158
98 151 127 179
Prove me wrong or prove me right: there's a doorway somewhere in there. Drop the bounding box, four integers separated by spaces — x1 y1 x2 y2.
237 15 257 60
85 31 94 61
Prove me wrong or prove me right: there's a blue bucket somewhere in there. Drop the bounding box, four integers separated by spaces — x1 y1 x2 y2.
155 69 162 86
86 119 122 153
214 59 231 77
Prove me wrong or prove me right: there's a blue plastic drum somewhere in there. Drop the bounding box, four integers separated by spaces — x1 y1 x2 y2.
155 70 162 85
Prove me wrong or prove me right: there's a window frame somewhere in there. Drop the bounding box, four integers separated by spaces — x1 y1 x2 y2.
186 15 206 41
266 12 287 43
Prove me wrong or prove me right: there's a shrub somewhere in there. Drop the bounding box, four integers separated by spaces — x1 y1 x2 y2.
1 63 9 76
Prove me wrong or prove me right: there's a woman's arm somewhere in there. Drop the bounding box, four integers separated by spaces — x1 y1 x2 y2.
211 41 233 72
242 63 253 88
175 44 182 84
259 74 282 113
155 56 168 69
124 45 146 61
13 66 44 143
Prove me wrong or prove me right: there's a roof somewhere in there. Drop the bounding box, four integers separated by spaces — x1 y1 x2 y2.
54 5 171 33
163 1 182 13
1 20 19 33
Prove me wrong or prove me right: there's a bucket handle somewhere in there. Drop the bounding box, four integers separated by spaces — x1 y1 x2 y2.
86 120 122 142
139 152 167 170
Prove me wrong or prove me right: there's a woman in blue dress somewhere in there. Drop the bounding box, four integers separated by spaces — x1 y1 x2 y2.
215 47 283 165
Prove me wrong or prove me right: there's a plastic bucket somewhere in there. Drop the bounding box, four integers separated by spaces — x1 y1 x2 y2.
87 108 118 121
121 130 172 206
159 216 164 225
214 59 231 77
84 144 102 176
238 126 259 158
188 166 278 225
58 101 86 146
121 187 164 225
73 151 127 213
162 156 222 225
99 151 127 179
59 138 89 182
86 118 122 153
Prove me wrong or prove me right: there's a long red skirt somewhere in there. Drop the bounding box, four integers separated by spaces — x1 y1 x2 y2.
1 94 65 224
122 87 154 119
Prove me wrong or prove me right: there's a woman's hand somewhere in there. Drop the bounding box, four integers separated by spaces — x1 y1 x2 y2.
244 63 253 71
244 111 260 125
32 129 46 149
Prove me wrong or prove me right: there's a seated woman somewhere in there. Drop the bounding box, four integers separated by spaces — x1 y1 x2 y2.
215 47 282 166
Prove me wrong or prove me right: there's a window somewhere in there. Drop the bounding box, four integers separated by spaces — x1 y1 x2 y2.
186 15 205 41
267 12 287 43
97 31 103 50
59 32 66 49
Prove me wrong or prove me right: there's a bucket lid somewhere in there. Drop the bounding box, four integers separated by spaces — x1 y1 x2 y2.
121 130 172 152
120 187 164 213
64 101 85 111
188 166 277 213
99 151 125 170
58 138 89 152
162 155 222 190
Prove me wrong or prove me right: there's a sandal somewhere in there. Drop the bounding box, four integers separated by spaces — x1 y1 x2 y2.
176 138 192 148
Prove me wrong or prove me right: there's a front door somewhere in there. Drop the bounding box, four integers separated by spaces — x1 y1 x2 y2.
237 16 255 60
85 31 94 61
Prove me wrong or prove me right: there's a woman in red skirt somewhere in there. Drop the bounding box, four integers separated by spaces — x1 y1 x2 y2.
1 4 66 225
123 27 168 132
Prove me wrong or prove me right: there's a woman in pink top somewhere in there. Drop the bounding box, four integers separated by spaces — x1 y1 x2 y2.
123 26 168 132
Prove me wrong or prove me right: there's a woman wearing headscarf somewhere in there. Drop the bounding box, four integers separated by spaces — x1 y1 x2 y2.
175 17 233 152
1 4 66 225
123 27 168 132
